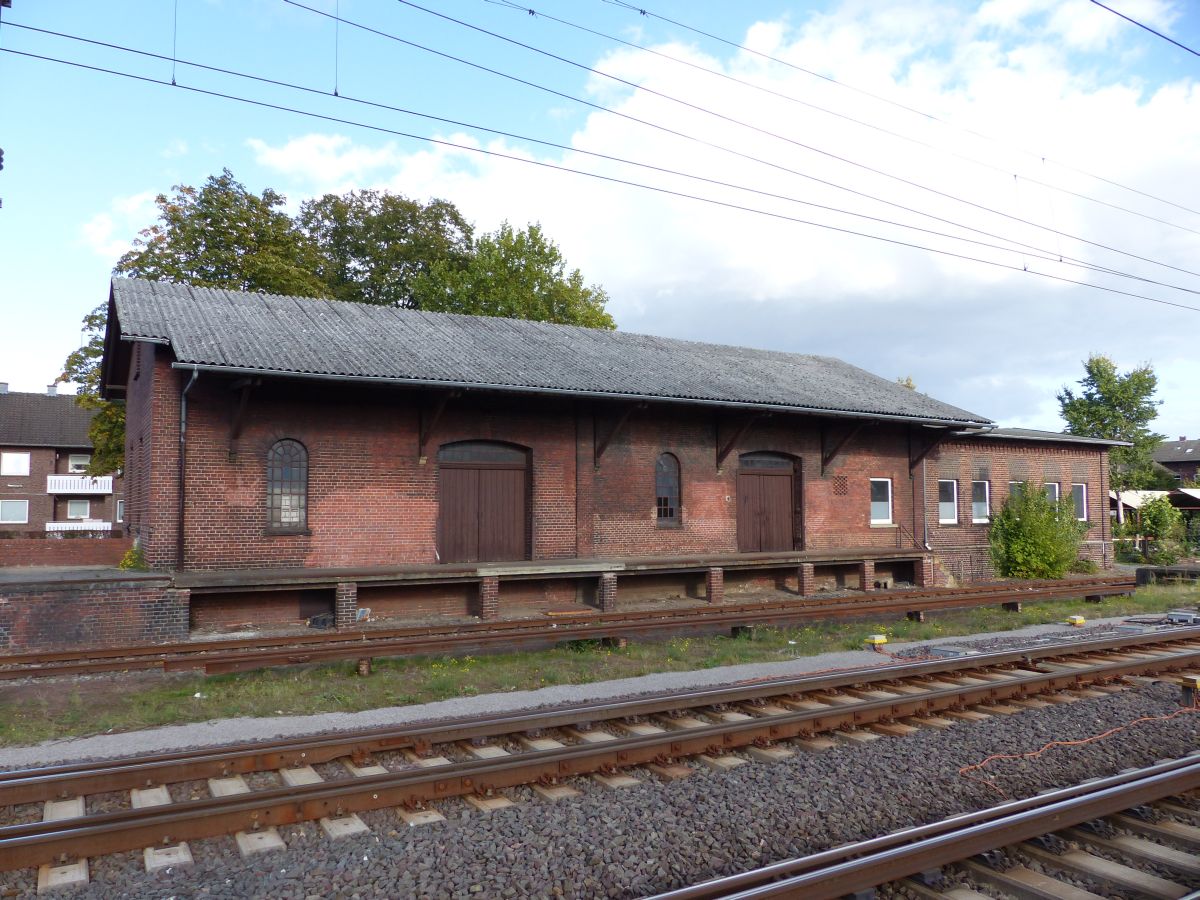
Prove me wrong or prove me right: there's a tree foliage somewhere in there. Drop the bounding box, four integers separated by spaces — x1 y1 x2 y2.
59 305 124 475
988 483 1089 579
1057 355 1165 491
1138 494 1185 564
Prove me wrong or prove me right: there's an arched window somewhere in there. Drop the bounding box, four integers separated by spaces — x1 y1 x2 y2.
267 439 307 530
656 453 681 525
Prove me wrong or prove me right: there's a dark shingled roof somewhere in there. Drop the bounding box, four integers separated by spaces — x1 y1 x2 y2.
0 391 94 448
107 277 993 427
968 427 1131 448
1153 438 1200 463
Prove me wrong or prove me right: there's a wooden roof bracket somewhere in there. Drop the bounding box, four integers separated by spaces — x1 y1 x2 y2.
419 390 461 464
909 427 951 474
716 412 769 472
820 419 869 475
228 377 261 457
594 402 646 469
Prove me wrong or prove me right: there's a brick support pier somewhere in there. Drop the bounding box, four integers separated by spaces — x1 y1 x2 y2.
335 581 358 629
479 576 499 619
598 572 618 612
914 556 933 588
860 559 876 592
798 563 815 597
705 567 724 604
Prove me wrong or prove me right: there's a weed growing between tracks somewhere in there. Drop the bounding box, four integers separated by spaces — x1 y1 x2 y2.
0 584 1194 747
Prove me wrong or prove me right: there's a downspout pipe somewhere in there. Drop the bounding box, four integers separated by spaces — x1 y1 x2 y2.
176 366 199 570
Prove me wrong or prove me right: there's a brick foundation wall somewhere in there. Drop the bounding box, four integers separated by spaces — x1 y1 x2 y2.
0 535 132 568
189 589 333 629
0 578 185 654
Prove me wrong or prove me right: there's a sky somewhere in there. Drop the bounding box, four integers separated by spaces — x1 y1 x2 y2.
1 0 1199 437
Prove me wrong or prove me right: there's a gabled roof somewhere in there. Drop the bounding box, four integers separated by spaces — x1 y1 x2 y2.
0 391 94 448
971 427 1132 448
103 278 994 428
1153 438 1200 463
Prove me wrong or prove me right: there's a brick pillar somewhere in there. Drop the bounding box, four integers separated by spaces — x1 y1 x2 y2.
860 559 876 592
706 567 724 604
479 576 499 619
914 556 934 588
335 581 358 629
160 588 190 642
598 572 618 612
798 563 815 597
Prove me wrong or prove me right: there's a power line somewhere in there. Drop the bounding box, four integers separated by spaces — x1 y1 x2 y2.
1089 0 1200 58
16 16 1195 295
599 0 1200 220
4 44 1199 315
376 0 1200 282
482 0 1200 241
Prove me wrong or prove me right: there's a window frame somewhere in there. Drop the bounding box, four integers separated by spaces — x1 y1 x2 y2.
869 477 893 525
937 479 958 525
266 439 309 533
654 452 682 527
116 499 125 523
1072 482 1088 521
971 480 990 523
0 499 29 524
67 454 91 474
0 452 31 477
1044 481 1060 502
66 499 91 520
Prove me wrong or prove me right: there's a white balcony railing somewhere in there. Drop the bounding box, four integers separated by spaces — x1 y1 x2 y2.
46 474 113 494
45 520 113 532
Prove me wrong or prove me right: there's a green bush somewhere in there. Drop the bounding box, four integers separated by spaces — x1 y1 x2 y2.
1068 557 1099 574
1139 495 1185 564
118 543 148 571
989 482 1089 579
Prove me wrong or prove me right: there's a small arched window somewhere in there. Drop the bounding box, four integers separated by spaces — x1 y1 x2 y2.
656 453 681 525
267 439 307 530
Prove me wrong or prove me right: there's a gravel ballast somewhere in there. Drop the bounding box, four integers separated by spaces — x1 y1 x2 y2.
2 682 1198 898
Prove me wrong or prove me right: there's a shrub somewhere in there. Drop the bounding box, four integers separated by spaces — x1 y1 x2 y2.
1139 495 1185 565
989 482 1089 579
1068 557 1099 574
118 543 148 571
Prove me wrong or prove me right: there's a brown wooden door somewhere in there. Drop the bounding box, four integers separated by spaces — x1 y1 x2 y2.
737 470 794 552
478 468 526 561
438 449 528 563
439 467 480 562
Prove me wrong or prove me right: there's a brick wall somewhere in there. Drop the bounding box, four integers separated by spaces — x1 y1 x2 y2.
0 535 132 567
0 578 186 654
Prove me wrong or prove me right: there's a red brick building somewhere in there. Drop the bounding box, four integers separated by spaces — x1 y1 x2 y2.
98 278 1117 623
0 386 128 567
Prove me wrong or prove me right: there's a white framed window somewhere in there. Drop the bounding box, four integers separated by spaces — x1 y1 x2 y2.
938 479 958 524
116 499 125 523
972 480 990 523
66 499 90 520
67 454 91 473
1044 482 1060 502
0 452 30 476
870 478 893 524
1072 483 1087 521
0 499 29 524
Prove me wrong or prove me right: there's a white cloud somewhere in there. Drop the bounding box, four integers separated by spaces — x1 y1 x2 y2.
161 139 189 159
79 191 158 261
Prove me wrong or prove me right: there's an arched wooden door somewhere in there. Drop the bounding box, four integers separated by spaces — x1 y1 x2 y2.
736 452 797 552
437 441 530 563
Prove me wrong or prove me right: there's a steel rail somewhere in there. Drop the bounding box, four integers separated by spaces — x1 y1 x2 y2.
1 638 1198 869
651 755 1200 899
2 626 1197 807
0 575 1135 679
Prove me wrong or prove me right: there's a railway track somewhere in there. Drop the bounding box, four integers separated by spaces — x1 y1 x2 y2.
0 574 1136 679
655 755 1200 899
2 625 1198 882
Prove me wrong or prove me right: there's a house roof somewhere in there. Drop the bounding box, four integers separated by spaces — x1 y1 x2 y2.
968 427 1132 448
104 278 994 428
0 391 94 449
1153 438 1200 463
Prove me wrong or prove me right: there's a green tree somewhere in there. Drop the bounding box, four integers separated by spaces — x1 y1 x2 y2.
1138 494 1184 564
989 482 1089 578
58 305 124 475
1057 355 1165 492
299 190 473 308
412 222 615 328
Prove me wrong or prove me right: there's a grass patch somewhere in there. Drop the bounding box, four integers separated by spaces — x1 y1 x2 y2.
1 583 1194 747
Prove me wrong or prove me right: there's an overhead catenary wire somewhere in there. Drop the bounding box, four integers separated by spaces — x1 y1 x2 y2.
13 18 1197 297
377 0 1200 282
284 0 1200 285
600 0 1200 220
5 43 1200 315
1089 0 1200 58
482 0 1200 241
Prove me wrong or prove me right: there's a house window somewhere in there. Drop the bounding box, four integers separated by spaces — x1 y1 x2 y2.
1044 482 1060 502
67 454 91 473
1008 481 1024 500
0 499 28 524
116 499 125 523
267 439 307 530
655 453 681 525
66 499 90 520
0 452 30 476
972 481 990 523
870 478 892 524
1072 483 1087 521
938 480 958 524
